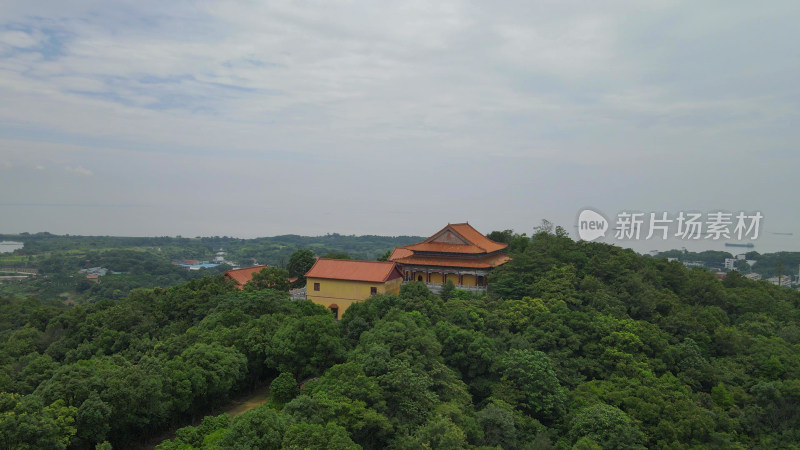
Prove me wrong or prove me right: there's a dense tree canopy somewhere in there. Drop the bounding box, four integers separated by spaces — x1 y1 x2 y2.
2 227 800 448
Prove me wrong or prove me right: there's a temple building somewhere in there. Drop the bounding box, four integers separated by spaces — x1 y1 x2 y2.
305 259 404 319
224 265 298 289
388 223 510 291
223 265 269 289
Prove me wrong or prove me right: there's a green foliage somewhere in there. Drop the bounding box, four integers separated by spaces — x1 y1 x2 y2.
3 226 800 449
321 252 352 260
287 249 317 284
440 279 455 301
270 372 299 403
494 349 566 423
282 422 361 449
0 393 77 449
156 414 230 449
219 406 288 449
567 403 645 449
245 267 291 292
264 314 346 379
75 391 112 445
476 399 518 448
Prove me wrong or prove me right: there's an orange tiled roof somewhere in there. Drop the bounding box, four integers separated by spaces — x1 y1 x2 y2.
224 265 269 288
305 259 403 283
403 242 485 254
449 223 508 252
403 223 507 254
388 247 413 260
391 252 510 269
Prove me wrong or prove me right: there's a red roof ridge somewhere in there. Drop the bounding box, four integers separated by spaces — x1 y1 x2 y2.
224 264 270 288
305 258 403 283
407 223 507 254
316 257 395 264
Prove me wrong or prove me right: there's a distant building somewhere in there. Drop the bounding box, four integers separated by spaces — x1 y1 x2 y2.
224 265 270 289
388 223 510 290
86 274 99 283
214 249 227 263
188 263 219 270
767 276 792 287
305 259 404 319
79 267 108 276
175 260 220 270
745 273 762 280
714 272 727 281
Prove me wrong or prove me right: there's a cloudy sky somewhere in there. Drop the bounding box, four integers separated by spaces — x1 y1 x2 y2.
0 1 798 251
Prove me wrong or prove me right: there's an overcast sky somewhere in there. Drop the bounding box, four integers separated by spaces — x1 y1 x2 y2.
1 1 798 251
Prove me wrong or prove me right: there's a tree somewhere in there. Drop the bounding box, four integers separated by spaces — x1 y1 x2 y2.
270 372 299 403
408 414 467 449
265 315 346 379
287 250 316 285
377 250 392 261
220 406 288 449
0 393 77 450
76 391 112 447
441 280 455 301
487 230 514 244
321 252 351 260
476 399 517 448
282 422 360 449
245 267 291 292
734 259 750 272
493 349 566 422
567 403 645 449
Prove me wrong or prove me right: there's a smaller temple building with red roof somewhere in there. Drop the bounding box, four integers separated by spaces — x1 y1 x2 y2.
305 259 404 319
224 265 299 289
388 222 509 291
223 265 270 289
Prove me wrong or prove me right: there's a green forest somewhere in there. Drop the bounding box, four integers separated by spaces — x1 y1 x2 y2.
0 233 421 303
2 228 800 449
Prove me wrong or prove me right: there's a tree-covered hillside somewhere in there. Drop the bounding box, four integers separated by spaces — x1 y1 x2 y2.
2 228 800 449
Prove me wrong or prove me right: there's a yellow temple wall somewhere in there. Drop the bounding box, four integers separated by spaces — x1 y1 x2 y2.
307 277 401 318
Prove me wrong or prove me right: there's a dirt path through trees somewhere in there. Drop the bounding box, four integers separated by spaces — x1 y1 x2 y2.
134 384 271 449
